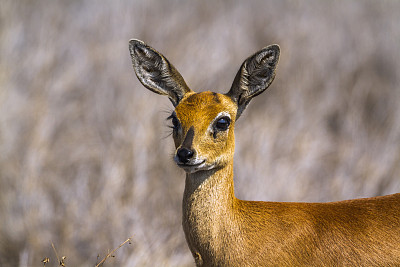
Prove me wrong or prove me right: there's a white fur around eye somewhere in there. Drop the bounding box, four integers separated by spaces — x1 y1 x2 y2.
207 112 231 134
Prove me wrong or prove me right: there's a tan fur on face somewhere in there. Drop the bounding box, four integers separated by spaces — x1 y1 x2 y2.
174 92 237 169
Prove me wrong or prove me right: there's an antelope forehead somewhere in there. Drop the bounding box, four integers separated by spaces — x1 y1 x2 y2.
181 91 234 107
174 91 236 128
177 107 232 126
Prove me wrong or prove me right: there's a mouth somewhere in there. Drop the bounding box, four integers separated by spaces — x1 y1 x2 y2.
176 160 207 173
177 160 205 168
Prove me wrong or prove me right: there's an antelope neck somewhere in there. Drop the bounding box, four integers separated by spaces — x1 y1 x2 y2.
183 162 236 207
182 162 239 261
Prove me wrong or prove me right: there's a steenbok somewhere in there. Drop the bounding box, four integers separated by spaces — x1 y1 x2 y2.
129 39 400 266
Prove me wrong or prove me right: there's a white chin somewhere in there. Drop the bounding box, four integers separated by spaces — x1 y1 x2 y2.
181 163 215 174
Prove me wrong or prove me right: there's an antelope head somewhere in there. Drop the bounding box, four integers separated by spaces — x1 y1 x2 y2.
129 39 280 174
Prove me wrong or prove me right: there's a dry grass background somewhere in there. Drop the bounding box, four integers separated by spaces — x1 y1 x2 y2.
1 0 400 266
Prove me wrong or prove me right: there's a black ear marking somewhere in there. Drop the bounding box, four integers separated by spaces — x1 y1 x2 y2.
226 44 280 119
129 39 192 106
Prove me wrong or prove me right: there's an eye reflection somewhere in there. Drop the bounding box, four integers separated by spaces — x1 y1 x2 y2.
215 116 230 131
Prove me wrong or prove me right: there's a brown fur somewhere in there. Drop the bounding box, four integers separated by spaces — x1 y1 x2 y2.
129 39 400 266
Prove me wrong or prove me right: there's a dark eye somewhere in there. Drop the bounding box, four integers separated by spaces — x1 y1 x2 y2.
167 114 180 131
171 116 179 129
215 116 230 131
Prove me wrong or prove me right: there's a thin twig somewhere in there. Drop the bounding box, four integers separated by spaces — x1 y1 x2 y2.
51 243 60 264
95 236 133 267
51 243 66 266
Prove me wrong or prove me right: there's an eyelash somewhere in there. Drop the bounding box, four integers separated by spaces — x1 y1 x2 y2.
167 114 179 131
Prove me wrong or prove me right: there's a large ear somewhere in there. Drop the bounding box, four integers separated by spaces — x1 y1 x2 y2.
129 39 192 106
226 44 280 119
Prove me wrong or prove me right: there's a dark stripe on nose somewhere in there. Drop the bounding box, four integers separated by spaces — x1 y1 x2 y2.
182 126 194 149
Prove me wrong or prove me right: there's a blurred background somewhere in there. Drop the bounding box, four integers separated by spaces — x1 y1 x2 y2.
1 0 400 266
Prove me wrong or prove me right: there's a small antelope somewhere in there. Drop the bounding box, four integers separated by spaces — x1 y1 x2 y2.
129 39 400 266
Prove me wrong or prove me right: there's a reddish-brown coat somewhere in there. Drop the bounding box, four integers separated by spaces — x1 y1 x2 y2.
129 39 400 266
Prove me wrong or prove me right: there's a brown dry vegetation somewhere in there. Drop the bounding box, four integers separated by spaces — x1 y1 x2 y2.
0 0 399 266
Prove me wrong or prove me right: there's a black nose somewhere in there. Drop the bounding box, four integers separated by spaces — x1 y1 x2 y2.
177 147 194 164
